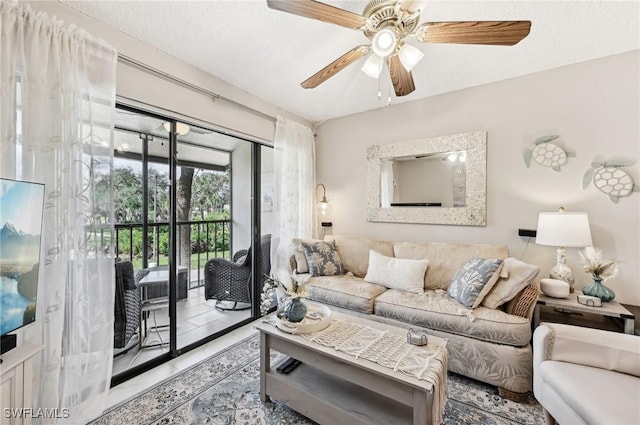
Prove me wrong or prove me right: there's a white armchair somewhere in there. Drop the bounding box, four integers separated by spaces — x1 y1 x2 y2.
533 323 640 425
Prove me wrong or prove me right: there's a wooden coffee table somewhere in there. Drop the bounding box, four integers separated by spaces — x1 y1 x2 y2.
255 311 447 425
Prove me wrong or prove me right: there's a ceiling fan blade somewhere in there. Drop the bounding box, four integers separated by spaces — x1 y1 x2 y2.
267 0 367 30
301 45 370 89
398 0 428 14
388 55 415 96
416 21 531 46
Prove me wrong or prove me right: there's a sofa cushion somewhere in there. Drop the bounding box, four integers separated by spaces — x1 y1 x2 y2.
302 274 387 314
447 258 503 308
374 289 531 346
482 257 540 309
364 250 428 294
292 238 322 273
326 235 394 278
301 240 344 276
540 361 640 425
393 241 509 290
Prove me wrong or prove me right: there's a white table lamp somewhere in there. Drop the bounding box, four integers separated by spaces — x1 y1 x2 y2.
536 208 592 292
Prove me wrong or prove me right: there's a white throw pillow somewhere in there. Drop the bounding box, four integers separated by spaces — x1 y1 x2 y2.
481 257 540 309
364 250 428 294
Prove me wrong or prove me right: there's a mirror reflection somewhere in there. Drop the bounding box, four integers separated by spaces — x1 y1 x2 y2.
366 130 486 226
380 151 467 208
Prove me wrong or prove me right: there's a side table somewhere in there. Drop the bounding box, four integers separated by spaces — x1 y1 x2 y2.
534 293 635 334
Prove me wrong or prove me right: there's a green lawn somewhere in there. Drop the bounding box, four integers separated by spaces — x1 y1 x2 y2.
131 250 230 270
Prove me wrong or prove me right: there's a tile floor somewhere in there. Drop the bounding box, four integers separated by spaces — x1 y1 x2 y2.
112 286 251 376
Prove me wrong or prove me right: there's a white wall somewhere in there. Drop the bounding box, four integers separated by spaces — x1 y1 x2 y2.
231 144 275 252
316 50 640 305
231 143 252 253
261 147 275 236
27 1 311 142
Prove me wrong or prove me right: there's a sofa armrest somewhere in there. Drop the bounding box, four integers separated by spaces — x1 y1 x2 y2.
534 323 640 377
532 323 552 397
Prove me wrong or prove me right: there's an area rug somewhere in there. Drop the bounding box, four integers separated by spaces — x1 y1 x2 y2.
90 334 544 425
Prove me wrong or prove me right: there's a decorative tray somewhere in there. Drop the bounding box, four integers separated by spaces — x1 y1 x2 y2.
274 301 331 334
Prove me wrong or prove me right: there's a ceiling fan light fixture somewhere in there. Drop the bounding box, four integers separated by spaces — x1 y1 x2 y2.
361 54 384 78
372 29 397 58
162 121 190 136
398 43 424 72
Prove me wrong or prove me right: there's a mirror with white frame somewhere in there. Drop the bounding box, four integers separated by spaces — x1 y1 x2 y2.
366 131 487 226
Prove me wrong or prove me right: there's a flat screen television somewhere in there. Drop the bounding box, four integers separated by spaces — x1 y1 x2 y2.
0 178 45 350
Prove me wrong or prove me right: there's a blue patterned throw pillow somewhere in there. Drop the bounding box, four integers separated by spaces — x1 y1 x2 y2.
301 241 344 276
447 258 504 308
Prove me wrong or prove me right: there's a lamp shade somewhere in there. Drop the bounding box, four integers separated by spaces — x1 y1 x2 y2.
315 183 332 227
398 43 424 72
372 29 397 58
536 212 592 247
317 199 331 224
361 54 384 79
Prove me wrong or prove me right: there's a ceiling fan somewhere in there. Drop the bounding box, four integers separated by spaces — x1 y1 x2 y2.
267 0 531 97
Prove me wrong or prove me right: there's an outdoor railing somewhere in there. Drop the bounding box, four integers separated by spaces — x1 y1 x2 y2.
114 219 231 289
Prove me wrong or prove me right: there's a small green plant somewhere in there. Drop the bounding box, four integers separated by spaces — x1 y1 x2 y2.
260 275 300 316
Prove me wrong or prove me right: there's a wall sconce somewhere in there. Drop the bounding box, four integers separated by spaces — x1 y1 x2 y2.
316 183 332 227
536 207 593 292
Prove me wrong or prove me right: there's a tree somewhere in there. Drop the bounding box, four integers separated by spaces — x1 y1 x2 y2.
176 167 194 269
147 168 170 222
99 160 231 264
112 167 143 223
191 170 230 219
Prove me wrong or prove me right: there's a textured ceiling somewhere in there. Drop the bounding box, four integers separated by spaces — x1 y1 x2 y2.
61 0 640 123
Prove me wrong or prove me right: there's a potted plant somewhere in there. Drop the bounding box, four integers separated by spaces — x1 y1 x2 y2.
579 247 619 302
260 275 306 322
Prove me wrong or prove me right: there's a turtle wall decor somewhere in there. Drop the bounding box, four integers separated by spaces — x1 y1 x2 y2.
523 135 575 172
583 160 639 203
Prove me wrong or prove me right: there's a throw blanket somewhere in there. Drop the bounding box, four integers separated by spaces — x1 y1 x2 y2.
302 319 448 425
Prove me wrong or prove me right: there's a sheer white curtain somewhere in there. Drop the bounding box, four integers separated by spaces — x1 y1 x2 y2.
0 2 117 423
270 116 316 282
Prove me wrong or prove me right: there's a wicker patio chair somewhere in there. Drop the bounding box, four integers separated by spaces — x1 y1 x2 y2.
114 260 140 354
204 234 271 311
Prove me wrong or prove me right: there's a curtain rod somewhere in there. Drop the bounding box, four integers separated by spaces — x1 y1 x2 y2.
118 54 276 123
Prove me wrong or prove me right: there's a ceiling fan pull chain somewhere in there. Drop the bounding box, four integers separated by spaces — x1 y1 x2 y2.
377 75 382 100
387 79 392 106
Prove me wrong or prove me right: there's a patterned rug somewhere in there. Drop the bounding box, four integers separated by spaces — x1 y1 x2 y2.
90 334 544 425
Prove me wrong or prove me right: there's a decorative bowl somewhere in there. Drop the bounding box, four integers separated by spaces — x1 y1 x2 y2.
540 278 570 298
274 301 331 334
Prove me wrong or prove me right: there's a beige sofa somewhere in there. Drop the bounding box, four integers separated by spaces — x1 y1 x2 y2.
291 235 540 399
533 323 640 425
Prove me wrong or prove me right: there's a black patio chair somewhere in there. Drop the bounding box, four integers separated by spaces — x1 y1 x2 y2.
114 259 140 354
204 234 271 310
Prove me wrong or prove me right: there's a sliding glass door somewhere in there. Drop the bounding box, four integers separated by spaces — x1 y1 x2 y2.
111 104 271 384
112 110 171 376
174 130 254 351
